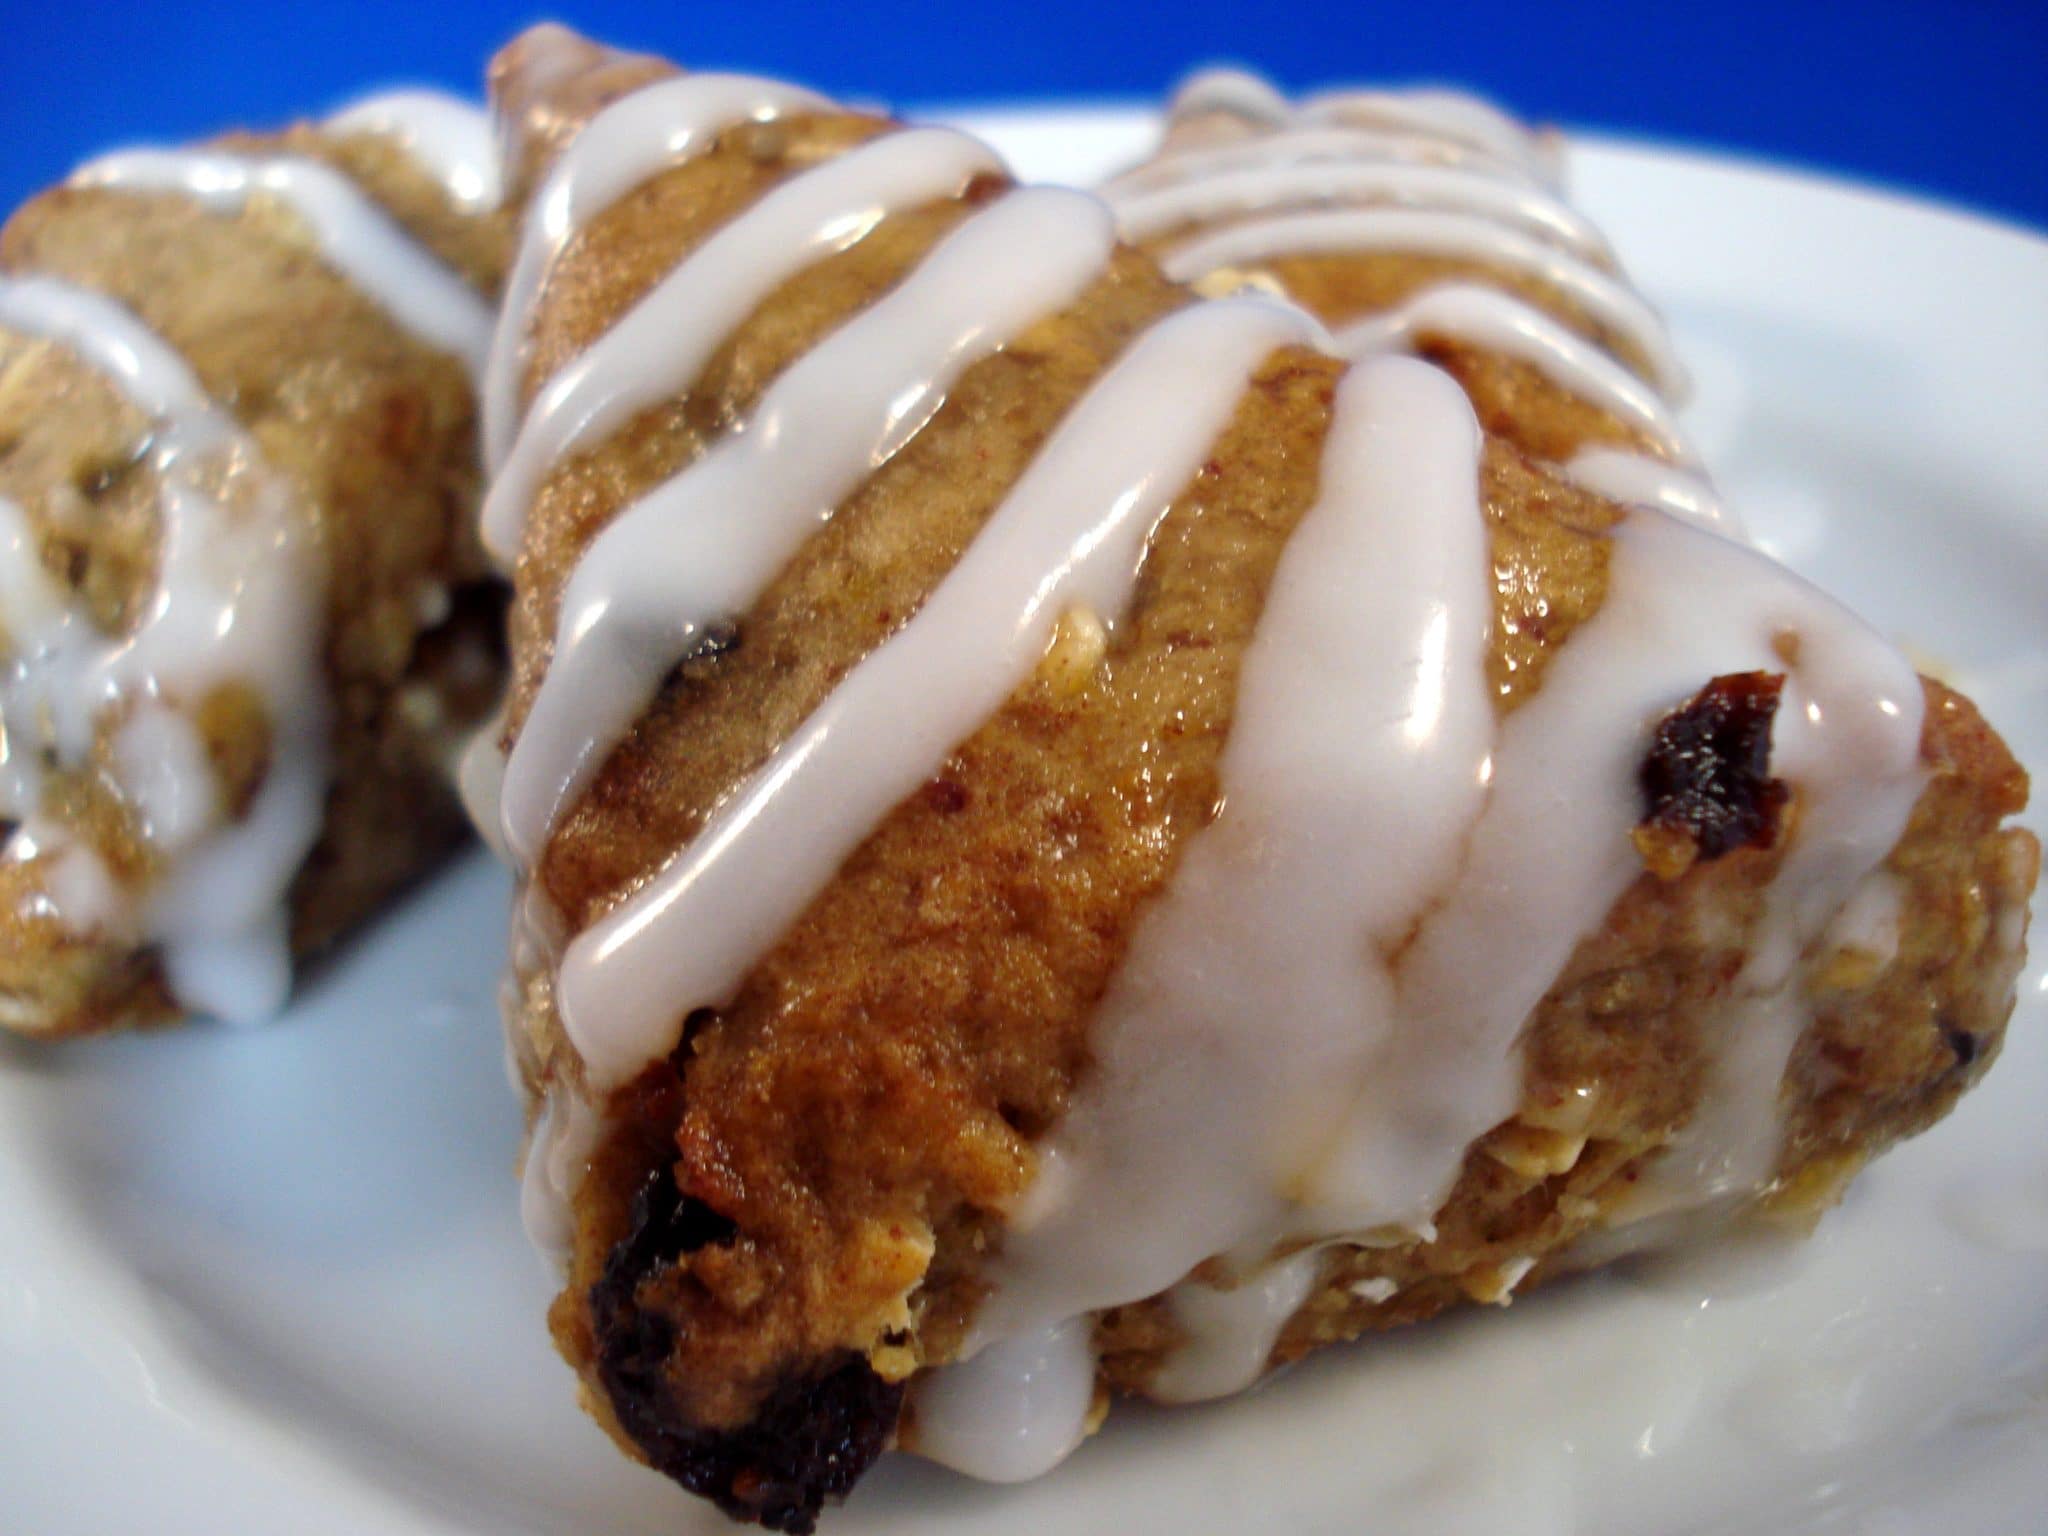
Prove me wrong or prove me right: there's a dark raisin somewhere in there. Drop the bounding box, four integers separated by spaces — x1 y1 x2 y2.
695 621 742 662
590 1167 902 1532
1638 672 1789 862
600 1165 737 1284
661 624 743 695
1939 1018 1980 1067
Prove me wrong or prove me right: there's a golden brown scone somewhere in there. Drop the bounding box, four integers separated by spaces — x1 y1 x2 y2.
477 30 2032 1531
0 93 510 1034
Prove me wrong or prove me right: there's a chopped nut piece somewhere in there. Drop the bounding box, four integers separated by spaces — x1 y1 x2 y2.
1036 605 1108 696
1459 1256 1537 1306
1486 1122 1588 1180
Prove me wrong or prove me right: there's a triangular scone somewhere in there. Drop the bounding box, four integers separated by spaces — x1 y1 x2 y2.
474 27 2034 1532
0 93 510 1032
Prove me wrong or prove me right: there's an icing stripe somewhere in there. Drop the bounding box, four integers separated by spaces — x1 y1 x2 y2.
1163 67 1294 125
1163 70 1565 186
0 277 326 1022
326 89 504 212
909 1318 1098 1482
481 125 1004 565
557 297 1323 1091
1299 87 1565 184
1159 207 1685 396
1335 283 1697 461
73 149 493 376
1605 529 1925 1221
1107 125 1540 198
1565 446 1739 535
499 187 1118 869
1110 160 1610 259
1150 1246 1324 1403
974 355 1495 1343
483 73 833 470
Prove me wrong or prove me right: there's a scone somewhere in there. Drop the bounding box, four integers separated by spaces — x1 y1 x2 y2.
472 27 2034 1530
0 90 509 1031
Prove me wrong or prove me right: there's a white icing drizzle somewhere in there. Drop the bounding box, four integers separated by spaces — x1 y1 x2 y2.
1109 125 1541 202
497 187 1118 874
0 277 326 1023
326 89 504 212
1304 518 1919 1230
1566 446 1740 536
908 1318 1098 1483
480 125 1004 565
456 701 512 862
1109 68 1700 481
1160 69 1563 187
0 499 72 812
1159 208 1683 398
1300 86 1566 186
1151 1246 1325 1403
1333 284 1697 461
1163 67 1294 126
17 816 121 930
1612 576 1924 1220
73 149 493 376
1823 870 1905 972
520 1082 604 1265
553 297 1318 1090
482 73 834 472
1113 160 1610 258
968 356 1493 1348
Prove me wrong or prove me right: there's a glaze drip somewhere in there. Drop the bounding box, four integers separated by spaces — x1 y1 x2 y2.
327 89 505 212
0 278 325 1022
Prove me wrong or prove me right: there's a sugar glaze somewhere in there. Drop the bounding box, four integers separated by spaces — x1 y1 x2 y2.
327 90 505 212
1106 68 1714 528
0 278 325 1022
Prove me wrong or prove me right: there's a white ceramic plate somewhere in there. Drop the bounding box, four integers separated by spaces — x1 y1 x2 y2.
3 109 2045 1536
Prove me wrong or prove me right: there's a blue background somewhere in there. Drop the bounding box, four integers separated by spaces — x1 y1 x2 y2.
3 1 2045 229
